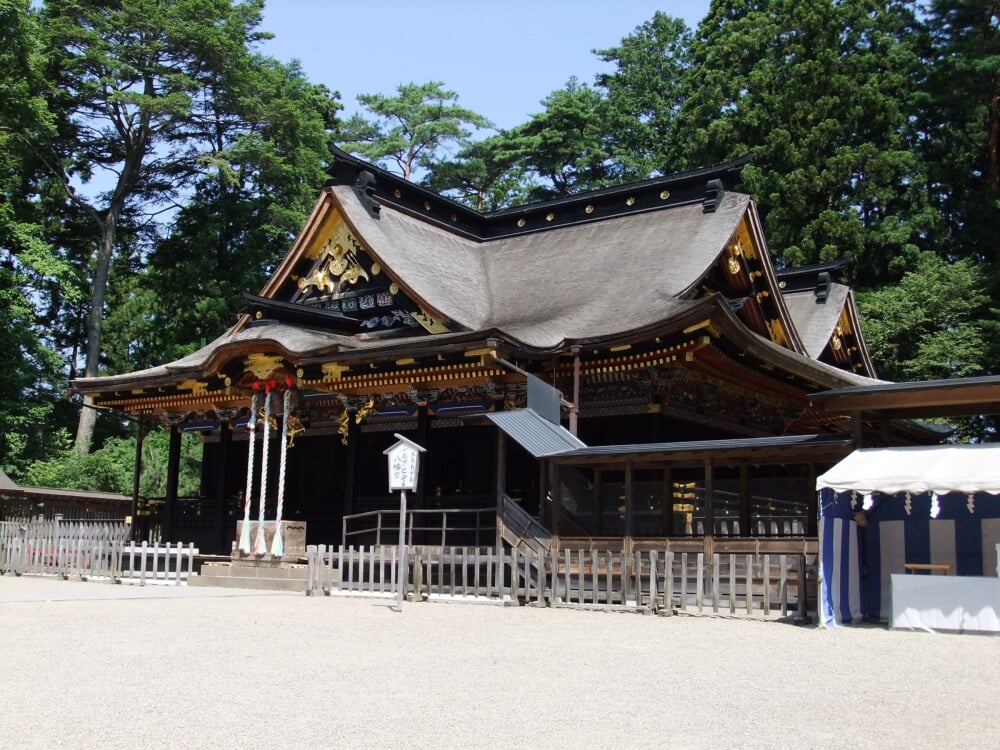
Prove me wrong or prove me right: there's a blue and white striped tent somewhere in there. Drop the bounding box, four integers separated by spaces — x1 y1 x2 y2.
816 445 1000 627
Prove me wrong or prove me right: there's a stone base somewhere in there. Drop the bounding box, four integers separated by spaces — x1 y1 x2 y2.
232 520 306 560
188 560 311 592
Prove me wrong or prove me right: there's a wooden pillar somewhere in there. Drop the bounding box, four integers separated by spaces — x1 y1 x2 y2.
703 458 714 558
851 410 863 446
594 469 603 536
343 415 359 517
495 432 506 550
549 462 561 542
414 403 429 511
164 424 182 543
738 463 751 538
807 462 818 537
569 348 581 436
130 417 145 543
624 460 634 556
879 415 890 446
216 421 233 554
662 467 674 537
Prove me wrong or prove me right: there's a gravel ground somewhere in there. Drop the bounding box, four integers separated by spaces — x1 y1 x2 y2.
1 575 997 750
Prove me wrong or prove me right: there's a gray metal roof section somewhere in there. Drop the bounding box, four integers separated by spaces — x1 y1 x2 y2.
546 432 853 461
811 373 1000 400
486 409 587 458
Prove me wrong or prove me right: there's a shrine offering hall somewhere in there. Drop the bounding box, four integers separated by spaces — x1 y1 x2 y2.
73 148 939 556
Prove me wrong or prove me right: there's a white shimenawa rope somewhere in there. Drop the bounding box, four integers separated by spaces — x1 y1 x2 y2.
254 387 273 555
271 387 292 557
238 391 260 554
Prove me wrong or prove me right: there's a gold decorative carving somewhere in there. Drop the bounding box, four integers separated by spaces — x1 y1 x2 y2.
727 256 741 275
301 221 370 295
337 410 350 445
516 218 526 227
410 309 450 334
177 379 209 396
831 336 843 351
297 263 336 295
355 396 375 424
546 212 555 221
660 190 670 200
244 354 284 381
585 205 594 214
286 415 305 448
322 362 350 380
626 196 635 206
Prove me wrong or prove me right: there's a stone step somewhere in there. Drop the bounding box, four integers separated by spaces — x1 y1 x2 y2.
188 562 310 592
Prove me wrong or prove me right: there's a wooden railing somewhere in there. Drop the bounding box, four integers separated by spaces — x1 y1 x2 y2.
304 543 812 620
1 520 198 583
498 494 550 556
342 506 495 548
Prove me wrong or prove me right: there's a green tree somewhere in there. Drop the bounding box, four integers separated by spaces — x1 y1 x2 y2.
24 428 202 496
103 57 340 371
337 81 492 180
858 252 991 382
593 12 694 177
494 78 618 200
671 0 934 285
921 0 1000 265
0 0 76 476
421 134 534 211
41 0 274 454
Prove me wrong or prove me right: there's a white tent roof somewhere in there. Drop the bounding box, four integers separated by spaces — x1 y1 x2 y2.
816 444 1000 496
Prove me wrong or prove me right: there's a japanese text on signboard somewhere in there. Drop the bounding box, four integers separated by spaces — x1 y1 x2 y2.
388 446 419 491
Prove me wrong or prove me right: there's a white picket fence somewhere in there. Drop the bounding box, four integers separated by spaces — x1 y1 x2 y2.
305 544 812 619
0 520 198 584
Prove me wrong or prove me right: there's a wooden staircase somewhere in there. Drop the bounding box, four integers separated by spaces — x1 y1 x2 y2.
498 494 550 592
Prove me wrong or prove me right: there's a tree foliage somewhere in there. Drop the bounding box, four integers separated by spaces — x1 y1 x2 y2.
858 253 991 382
672 0 934 286
921 0 1000 265
23 428 202 497
41 0 282 453
0 0 73 477
594 11 694 177
337 81 492 180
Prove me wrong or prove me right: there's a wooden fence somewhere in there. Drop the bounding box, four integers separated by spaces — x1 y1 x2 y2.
0 520 198 584
305 544 811 619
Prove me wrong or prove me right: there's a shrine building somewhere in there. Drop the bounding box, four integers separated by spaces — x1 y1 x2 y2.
72 148 940 556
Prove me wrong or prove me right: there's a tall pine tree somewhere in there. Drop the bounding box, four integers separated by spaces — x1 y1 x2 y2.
671 0 935 286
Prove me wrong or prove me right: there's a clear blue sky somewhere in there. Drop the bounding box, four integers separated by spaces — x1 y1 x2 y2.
260 1 712 131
